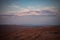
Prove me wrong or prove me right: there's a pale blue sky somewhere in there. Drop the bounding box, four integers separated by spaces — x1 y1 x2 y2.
1 0 60 7
0 0 60 25
1 0 60 11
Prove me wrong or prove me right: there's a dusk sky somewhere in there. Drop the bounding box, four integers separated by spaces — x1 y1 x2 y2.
0 0 60 25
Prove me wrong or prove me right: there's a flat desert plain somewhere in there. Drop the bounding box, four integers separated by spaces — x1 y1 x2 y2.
0 25 60 40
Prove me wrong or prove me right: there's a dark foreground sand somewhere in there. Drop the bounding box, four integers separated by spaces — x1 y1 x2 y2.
0 25 60 40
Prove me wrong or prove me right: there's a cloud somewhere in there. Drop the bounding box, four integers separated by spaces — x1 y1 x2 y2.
16 9 41 16
20 8 30 13
1 4 21 15
1 4 59 16
16 11 40 16
27 6 41 11
16 7 59 16
42 7 60 15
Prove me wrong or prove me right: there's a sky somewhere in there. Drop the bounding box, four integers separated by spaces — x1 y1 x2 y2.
0 0 60 25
